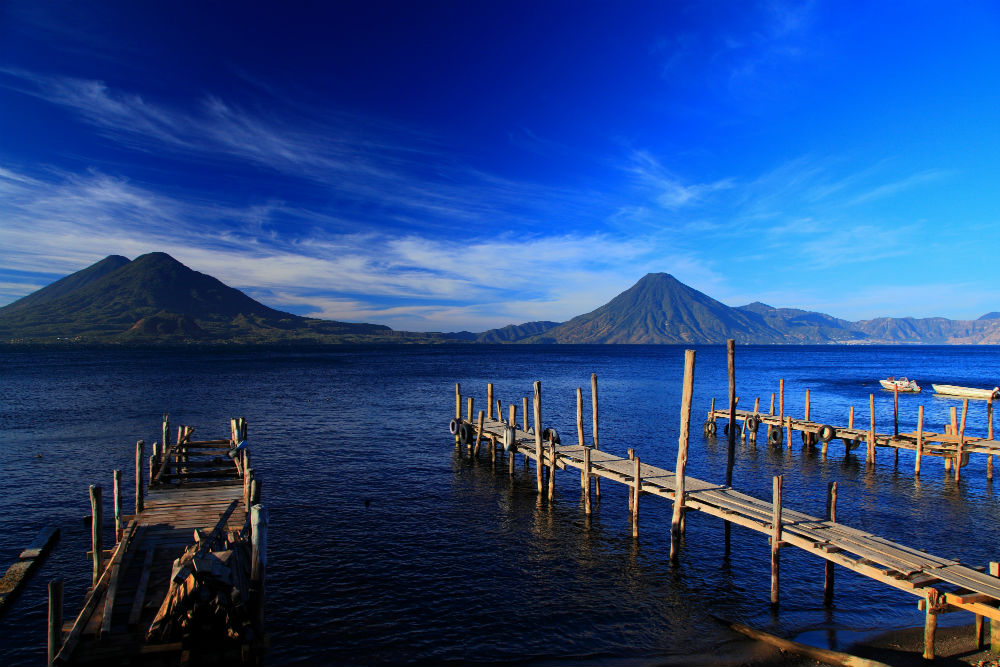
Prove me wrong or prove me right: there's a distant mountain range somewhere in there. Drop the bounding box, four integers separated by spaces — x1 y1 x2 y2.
2 254 999 345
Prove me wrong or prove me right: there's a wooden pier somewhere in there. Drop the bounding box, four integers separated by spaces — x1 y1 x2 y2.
450 349 1000 660
49 416 268 666
704 380 998 481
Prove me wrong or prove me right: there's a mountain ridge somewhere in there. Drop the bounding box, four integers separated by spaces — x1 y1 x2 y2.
3 256 999 345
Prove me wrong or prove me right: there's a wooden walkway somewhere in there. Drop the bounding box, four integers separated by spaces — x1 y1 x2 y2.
52 418 267 666
453 369 1000 660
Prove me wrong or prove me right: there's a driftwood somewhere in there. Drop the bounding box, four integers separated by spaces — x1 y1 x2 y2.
726 619 892 667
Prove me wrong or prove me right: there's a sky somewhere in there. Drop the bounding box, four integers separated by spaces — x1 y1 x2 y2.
2 1 999 331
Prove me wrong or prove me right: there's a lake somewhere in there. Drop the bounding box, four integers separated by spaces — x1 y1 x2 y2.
2 344 1000 665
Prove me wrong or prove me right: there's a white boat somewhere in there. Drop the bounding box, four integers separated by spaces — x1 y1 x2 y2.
931 384 1000 400
879 377 921 392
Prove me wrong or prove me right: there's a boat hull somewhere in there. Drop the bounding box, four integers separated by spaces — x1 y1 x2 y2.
931 384 1000 400
879 380 920 392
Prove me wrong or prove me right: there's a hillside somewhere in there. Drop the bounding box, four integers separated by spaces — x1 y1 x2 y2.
0 253 393 343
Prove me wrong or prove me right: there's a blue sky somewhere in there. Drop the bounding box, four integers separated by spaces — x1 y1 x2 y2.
2 1 999 331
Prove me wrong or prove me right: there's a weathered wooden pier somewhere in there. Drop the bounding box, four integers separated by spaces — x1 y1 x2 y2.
705 377 999 481
48 416 268 666
450 348 1000 660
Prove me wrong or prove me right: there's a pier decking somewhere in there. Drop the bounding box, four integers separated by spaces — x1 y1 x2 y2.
451 349 1000 660
51 417 267 666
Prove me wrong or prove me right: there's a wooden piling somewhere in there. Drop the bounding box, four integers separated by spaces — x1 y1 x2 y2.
48 578 63 666
893 385 899 437
868 394 876 463
769 393 775 415
113 469 123 542
534 381 544 495
990 562 1000 651
148 454 155 487
591 373 601 498
924 589 943 660
849 405 855 430
487 383 493 420
986 400 995 480
805 389 811 422
90 485 102 587
771 475 783 606
250 504 268 628
671 349 695 564
547 436 556 499
726 339 736 487
134 440 144 514
455 383 461 447
523 396 530 433
786 416 793 450
824 481 837 604
508 404 516 475
162 413 170 452
915 406 924 476
632 455 641 538
957 399 968 482
576 388 584 447
474 410 485 457
627 448 635 513
582 446 592 515
779 379 785 424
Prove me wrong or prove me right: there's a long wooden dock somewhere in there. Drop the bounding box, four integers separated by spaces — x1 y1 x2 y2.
451 352 1000 661
705 382 998 481
49 417 268 666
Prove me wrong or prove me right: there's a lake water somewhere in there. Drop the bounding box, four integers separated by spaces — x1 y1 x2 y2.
2 344 1000 665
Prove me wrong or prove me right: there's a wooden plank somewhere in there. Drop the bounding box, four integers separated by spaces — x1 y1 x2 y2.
127 549 155 630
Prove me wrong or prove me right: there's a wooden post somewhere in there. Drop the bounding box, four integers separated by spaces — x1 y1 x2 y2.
250 504 268 628
786 416 792 450
771 475 783 606
487 383 493 420
576 387 584 447
508 404 516 475
726 339 736 487
893 385 899 437
990 562 1000 651
671 349 695 564
868 393 876 463
90 485 102 587
591 373 601 498
824 481 837 604
779 379 785 424
989 399 995 480
534 381 544 495
134 440 144 514
113 469 123 542
924 589 942 660
582 446 592 514
162 413 170 452
710 396 716 420
547 434 556 499
148 454 156 486
455 383 462 447
804 389 811 422
466 396 474 424
523 396 530 433
916 405 924 476
957 398 968 482
251 478 261 505
632 455 641 538
849 406 854 429
627 448 635 513
474 410 485 457
769 393 775 415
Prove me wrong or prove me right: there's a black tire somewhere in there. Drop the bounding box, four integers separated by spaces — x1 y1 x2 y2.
843 438 861 451
449 418 461 435
818 424 836 442
705 420 717 435
723 423 730 436
768 427 782 446
459 422 474 445
746 415 760 433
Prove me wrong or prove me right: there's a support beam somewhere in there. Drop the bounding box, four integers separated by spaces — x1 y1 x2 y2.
771 475 783 606
671 349 695 565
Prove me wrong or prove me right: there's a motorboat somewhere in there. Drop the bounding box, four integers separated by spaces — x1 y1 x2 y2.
879 377 921 392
